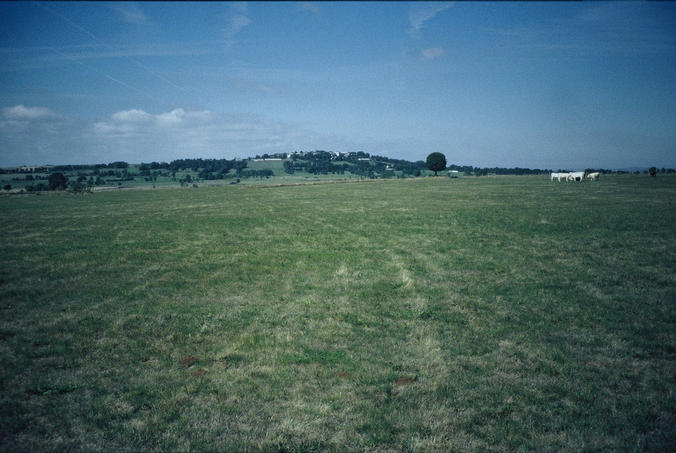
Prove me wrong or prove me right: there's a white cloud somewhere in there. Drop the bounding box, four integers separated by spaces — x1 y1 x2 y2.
101 108 220 130
110 3 147 25
0 105 61 136
0 106 87 166
110 109 153 123
421 47 445 60
87 108 311 162
408 2 454 37
2 105 58 120
156 108 187 126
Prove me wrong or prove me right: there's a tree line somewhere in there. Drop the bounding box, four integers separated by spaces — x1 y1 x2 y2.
4 153 675 194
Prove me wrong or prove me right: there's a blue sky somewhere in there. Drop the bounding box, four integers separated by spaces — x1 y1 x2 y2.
1 1 675 169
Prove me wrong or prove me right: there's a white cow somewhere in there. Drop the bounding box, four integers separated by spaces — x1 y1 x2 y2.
551 172 571 182
587 172 600 181
567 171 585 182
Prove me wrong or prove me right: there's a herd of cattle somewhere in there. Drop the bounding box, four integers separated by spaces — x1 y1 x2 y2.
551 171 600 182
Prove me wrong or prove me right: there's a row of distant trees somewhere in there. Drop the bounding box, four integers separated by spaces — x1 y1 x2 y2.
424 153 676 177
0 161 129 175
426 152 558 176
4 155 675 192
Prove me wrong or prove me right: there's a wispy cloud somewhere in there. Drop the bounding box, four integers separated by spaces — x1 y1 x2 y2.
408 2 454 37
0 43 219 73
481 3 676 57
230 1 248 15
299 2 320 15
109 2 147 25
110 109 153 124
2 105 58 120
224 15 251 39
232 78 277 94
29 3 185 93
223 2 251 43
421 47 445 60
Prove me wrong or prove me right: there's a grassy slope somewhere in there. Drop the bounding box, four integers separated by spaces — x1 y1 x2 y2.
0 175 674 451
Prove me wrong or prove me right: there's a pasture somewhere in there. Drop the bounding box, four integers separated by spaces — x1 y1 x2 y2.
1 175 674 451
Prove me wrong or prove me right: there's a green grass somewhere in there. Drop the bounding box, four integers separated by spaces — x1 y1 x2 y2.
1 175 674 451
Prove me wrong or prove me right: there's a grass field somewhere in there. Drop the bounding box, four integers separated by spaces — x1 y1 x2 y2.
1 175 674 451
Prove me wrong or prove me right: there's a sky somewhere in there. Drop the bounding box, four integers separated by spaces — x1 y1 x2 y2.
1 1 675 169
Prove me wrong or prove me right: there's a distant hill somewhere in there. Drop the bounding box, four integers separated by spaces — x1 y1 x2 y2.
2 151 674 193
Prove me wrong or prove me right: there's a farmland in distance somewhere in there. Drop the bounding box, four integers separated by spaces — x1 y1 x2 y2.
1 175 674 451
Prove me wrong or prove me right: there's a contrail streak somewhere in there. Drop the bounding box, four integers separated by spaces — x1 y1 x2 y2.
46 46 155 100
33 1 185 92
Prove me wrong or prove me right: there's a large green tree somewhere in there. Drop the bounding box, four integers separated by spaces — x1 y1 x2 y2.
48 172 68 190
426 152 447 176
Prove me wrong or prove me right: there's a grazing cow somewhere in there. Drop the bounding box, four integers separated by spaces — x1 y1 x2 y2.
551 172 570 182
567 171 585 182
587 172 600 181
